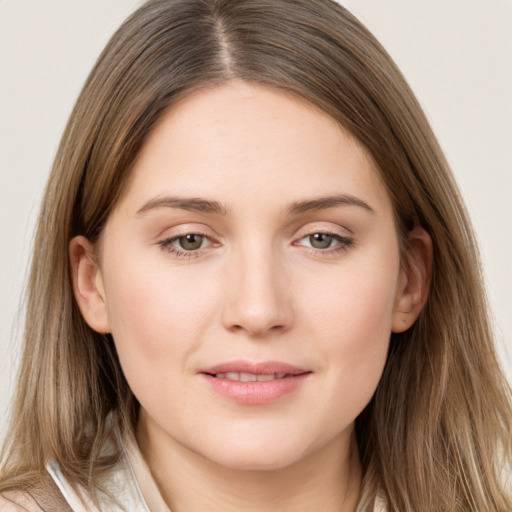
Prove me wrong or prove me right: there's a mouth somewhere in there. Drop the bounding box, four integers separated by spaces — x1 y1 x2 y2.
206 372 295 381
200 361 311 405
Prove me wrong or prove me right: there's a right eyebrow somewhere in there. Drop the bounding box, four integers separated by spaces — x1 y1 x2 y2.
136 196 228 216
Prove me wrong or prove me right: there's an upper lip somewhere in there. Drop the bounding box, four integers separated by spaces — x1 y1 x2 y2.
200 360 309 376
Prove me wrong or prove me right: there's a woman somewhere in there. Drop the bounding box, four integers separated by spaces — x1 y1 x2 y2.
0 0 510 510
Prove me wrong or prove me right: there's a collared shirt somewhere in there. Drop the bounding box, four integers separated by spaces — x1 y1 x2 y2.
47 435 170 512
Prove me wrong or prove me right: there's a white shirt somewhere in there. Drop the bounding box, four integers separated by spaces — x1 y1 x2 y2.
47 435 170 512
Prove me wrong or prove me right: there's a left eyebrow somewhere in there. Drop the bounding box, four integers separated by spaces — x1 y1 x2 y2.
288 194 375 215
136 196 228 216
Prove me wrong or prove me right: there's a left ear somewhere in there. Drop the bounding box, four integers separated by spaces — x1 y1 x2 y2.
392 225 433 333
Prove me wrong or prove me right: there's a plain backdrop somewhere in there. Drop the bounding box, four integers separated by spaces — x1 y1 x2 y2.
1 0 511 440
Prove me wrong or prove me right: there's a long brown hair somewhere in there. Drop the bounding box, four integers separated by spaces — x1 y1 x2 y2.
1 1 511 509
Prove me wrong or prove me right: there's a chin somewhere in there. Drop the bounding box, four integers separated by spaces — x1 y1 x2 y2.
208 450 301 472
193 433 313 472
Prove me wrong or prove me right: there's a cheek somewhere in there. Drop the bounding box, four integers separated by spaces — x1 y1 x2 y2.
303 246 400 341
299 250 399 411
100 256 220 396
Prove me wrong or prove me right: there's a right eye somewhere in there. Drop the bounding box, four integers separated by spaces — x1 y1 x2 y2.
159 232 214 258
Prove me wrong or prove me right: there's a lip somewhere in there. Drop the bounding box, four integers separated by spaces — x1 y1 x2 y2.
200 360 308 376
199 360 312 405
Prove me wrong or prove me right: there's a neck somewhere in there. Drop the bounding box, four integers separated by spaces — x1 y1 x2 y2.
136 414 362 512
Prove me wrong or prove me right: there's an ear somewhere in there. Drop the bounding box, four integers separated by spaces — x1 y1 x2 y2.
69 235 111 333
392 225 433 333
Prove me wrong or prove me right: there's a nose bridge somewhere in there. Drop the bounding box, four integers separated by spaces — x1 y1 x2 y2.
222 239 291 336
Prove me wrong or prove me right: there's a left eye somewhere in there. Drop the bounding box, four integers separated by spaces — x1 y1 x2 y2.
298 233 348 250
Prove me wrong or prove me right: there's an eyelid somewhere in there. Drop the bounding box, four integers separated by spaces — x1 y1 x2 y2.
153 220 222 240
293 221 353 240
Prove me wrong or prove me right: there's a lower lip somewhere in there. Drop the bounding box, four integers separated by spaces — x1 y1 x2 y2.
201 373 311 405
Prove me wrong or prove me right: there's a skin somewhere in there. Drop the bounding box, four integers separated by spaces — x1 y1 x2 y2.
71 81 431 511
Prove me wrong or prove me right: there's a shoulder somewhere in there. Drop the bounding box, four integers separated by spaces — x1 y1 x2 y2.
0 491 44 512
0 482 72 512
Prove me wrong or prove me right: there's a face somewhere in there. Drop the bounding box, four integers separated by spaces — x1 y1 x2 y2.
73 81 419 471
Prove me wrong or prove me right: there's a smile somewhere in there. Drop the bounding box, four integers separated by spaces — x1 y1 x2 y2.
200 361 311 405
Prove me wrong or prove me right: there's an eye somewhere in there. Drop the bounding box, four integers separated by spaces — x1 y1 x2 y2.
175 233 206 251
159 232 214 257
305 233 336 249
294 231 354 254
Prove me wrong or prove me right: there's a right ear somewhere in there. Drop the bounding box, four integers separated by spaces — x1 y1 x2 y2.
69 235 111 333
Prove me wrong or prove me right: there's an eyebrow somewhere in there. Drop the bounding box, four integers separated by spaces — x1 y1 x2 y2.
136 193 375 217
288 194 375 215
137 196 228 216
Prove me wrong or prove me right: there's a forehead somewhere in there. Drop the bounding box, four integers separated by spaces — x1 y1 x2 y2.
115 80 392 218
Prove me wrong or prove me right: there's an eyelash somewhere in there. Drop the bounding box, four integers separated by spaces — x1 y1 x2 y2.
159 232 214 260
158 231 354 260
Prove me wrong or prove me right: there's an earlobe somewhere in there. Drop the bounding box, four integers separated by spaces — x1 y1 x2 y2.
392 225 433 333
69 235 111 333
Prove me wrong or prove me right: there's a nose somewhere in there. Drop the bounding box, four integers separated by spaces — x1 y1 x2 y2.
221 247 293 337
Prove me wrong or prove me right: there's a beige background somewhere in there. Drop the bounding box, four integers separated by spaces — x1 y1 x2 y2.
1 0 511 439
